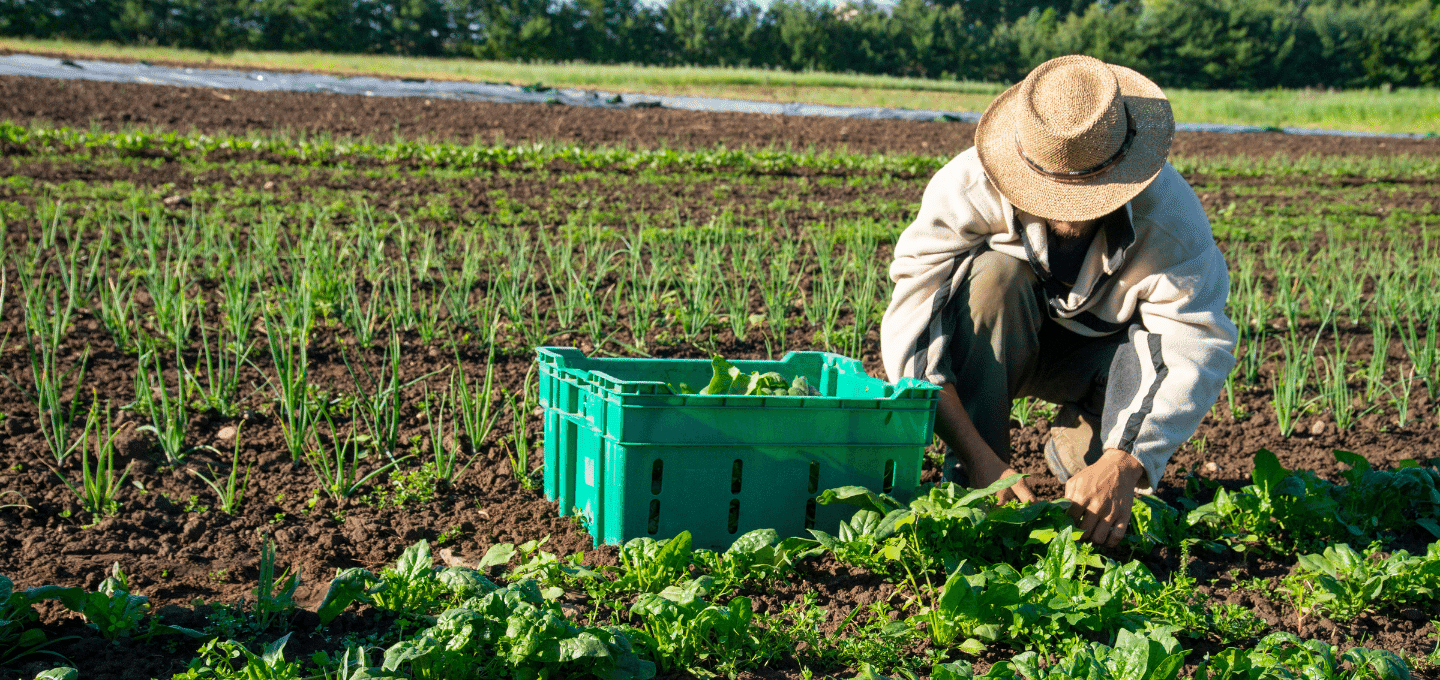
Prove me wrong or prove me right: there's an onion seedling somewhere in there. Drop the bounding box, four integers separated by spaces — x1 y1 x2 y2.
307 408 406 501
94 276 141 355
1272 329 1320 437
190 424 250 514
263 304 314 462
502 367 539 491
134 346 196 464
53 399 131 522
453 337 502 466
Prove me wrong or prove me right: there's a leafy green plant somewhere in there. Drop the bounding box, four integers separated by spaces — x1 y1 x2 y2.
614 531 695 594
1001 629 1186 680
477 537 599 599
671 355 822 396
377 579 654 680
1187 450 1440 554
693 528 812 595
172 633 303 680
629 576 770 676
1 575 77 668
1195 632 1408 680
1284 542 1440 621
809 479 1073 579
317 539 496 624
44 563 204 642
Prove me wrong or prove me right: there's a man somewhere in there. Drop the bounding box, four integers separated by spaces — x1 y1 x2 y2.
880 55 1236 547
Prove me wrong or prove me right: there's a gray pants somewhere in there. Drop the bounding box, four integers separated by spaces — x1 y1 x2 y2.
945 250 1124 470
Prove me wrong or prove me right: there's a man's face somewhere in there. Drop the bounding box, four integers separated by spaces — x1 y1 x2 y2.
1017 209 1102 240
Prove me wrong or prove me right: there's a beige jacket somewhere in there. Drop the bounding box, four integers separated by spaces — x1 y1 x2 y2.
880 147 1236 488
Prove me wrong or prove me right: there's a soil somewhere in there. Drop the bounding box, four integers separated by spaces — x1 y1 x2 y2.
4 75 1440 159
2 74 1440 680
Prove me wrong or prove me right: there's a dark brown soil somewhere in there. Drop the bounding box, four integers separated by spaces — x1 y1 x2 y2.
2 74 1439 680
3 75 1439 159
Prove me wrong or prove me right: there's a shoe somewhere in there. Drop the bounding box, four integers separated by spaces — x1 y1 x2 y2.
1044 403 1104 483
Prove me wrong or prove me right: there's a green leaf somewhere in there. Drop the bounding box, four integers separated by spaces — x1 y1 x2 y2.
1342 647 1410 680
701 356 736 395
18 585 88 612
477 543 516 570
807 529 839 551
382 636 441 672
260 632 293 667
1251 449 1287 495
317 568 380 624
1334 450 1371 485
958 639 987 656
393 540 433 582
727 528 778 554
817 486 903 515
558 632 611 661
958 474 1025 506
436 567 499 599
32 669 78 680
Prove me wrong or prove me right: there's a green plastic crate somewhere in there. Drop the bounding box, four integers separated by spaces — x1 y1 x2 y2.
536 347 940 549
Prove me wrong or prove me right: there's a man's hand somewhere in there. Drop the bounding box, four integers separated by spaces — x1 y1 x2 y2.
1065 448 1146 547
968 452 1036 504
933 384 1035 503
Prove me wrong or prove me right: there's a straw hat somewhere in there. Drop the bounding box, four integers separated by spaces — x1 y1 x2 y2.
975 55 1175 222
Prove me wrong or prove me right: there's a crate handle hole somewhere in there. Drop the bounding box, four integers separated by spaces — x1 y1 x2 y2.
808 460 819 494
804 497 816 530
728 499 740 534
882 459 896 494
648 499 660 535
651 459 664 495
731 459 743 494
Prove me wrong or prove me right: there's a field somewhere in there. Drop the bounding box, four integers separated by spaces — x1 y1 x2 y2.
5 38 1440 135
2 73 1440 680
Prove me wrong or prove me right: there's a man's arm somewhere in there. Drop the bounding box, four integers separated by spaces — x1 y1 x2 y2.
934 384 1035 503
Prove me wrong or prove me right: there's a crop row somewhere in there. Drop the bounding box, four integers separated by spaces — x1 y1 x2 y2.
4 121 1440 180
8 449 1436 677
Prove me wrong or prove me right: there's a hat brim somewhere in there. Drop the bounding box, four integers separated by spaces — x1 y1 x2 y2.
975 64 1175 222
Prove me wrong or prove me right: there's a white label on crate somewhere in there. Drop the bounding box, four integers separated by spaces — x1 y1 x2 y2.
585 458 595 487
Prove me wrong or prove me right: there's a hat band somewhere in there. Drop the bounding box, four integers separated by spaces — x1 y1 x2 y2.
1015 102 1137 183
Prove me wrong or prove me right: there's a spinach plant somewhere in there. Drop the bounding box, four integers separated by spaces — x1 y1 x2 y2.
1195 632 1408 680
629 576 773 677
377 579 654 680
1284 542 1440 621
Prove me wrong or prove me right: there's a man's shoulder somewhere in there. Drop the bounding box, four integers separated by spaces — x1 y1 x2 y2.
1130 163 1215 260
925 147 1000 205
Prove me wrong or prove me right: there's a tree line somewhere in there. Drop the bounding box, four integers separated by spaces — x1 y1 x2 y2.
3 0 1438 89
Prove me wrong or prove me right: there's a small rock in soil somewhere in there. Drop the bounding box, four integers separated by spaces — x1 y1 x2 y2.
216 426 237 440
1310 420 1327 436
1204 461 1219 473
